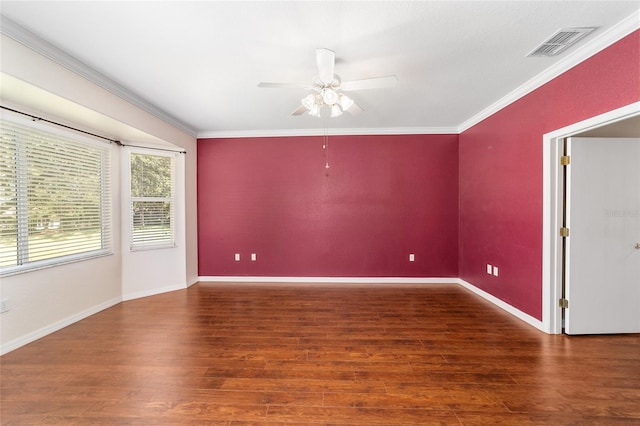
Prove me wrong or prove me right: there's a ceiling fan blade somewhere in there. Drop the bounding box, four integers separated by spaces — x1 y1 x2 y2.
316 48 335 85
292 105 307 116
347 102 364 115
340 75 398 91
258 82 312 89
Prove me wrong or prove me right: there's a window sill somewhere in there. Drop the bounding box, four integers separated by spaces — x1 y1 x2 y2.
0 250 114 278
130 244 177 252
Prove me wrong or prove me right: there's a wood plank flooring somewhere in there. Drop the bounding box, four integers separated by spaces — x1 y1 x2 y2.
2 283 639 425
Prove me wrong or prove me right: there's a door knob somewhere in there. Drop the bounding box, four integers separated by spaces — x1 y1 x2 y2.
636 243 640 249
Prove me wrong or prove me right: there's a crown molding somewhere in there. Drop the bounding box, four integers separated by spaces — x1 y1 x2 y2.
458 10 640 133
197 126 458 139
0 15 198 137
3 10 636 140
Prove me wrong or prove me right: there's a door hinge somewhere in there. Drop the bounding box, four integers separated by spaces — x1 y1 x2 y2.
560 227 570 237
559 298 569 309
560 155 571 166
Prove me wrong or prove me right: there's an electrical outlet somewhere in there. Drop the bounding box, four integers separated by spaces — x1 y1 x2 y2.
251 253 257 261
0 299 10 313
234 253 240 261
409 253 415 262
487 264 493 274
493 266 499 277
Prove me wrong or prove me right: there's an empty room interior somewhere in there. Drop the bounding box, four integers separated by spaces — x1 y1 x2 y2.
1 1 639 424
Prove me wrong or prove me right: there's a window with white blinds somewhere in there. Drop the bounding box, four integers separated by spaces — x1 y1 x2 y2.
130 152 175 250
0 118 112 274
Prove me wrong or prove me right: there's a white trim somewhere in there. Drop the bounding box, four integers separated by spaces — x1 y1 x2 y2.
542 101 640 334
3 11 636 139
198 10 638 139
0 275 553 356
0 251 113 278
544 101 640 139
0 296 122 356
128 148 178 252
458 279 545 332
198 276 460 284
197 127 458 139
0 16 197 137
199 276 545 331
122 283 187 302
542 126 564 334
459 11 640 133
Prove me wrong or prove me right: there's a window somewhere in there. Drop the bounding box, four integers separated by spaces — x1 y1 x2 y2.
0 118 112 274
130 152 175 250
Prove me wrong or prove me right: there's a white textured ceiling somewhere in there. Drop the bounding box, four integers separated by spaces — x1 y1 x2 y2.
1 1 639 137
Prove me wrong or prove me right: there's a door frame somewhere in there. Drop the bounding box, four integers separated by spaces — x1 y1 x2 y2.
542 101 640 334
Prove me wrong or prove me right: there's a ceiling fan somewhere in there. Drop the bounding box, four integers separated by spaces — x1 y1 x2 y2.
258 48 398 118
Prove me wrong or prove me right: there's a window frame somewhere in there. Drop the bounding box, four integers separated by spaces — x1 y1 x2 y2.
128 149 177 251
0 115 113 277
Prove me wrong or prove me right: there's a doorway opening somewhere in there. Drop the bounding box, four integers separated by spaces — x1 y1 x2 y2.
542 101 640 334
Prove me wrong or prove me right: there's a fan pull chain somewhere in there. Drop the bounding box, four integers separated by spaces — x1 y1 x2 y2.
324 134 330 170
323 116 330 171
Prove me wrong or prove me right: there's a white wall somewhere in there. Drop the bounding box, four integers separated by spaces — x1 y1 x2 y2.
121 148 188 300
0 34 198 354
185 144 199 287
0 143 122 354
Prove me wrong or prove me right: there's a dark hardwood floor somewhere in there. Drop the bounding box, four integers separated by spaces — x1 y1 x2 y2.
1 283 639 425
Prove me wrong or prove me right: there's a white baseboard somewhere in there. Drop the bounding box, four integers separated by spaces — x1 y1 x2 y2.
457 278 545 331
0 296 122 356
198 276 460 284
0 277 547 356
122 283 187 302
199 276 545 332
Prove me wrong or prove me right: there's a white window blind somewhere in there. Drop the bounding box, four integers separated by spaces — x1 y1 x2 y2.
130 152 175 250
0 118 112 274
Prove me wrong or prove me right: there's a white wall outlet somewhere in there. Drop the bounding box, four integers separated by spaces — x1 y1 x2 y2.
493 266 499 277
234 253 240 261
251 253 257 261
0 299 10 313
409 253 415 262
487 264 493 274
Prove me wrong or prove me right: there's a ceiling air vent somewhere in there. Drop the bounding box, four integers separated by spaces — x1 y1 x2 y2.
527 27 596 57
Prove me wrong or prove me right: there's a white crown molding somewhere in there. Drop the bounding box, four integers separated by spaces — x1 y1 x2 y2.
0 15 198 138
458 10 640 133
197 126 458 139
200 11 639 139
3 10 636 140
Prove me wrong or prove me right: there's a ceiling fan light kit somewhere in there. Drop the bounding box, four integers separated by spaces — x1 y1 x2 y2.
258 48 397 118
301 90 355 118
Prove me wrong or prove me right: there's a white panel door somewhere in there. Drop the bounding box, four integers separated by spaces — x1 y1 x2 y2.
565 137 640 335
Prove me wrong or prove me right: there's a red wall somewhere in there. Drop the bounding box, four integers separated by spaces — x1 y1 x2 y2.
198 134 459 277
197 30 638 320
459 30 640 320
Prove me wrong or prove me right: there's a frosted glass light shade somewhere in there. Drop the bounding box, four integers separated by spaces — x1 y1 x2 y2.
299 91 354 118
330 104 343 117
309 103 322 117
338 94 354 111
302 93 316 110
